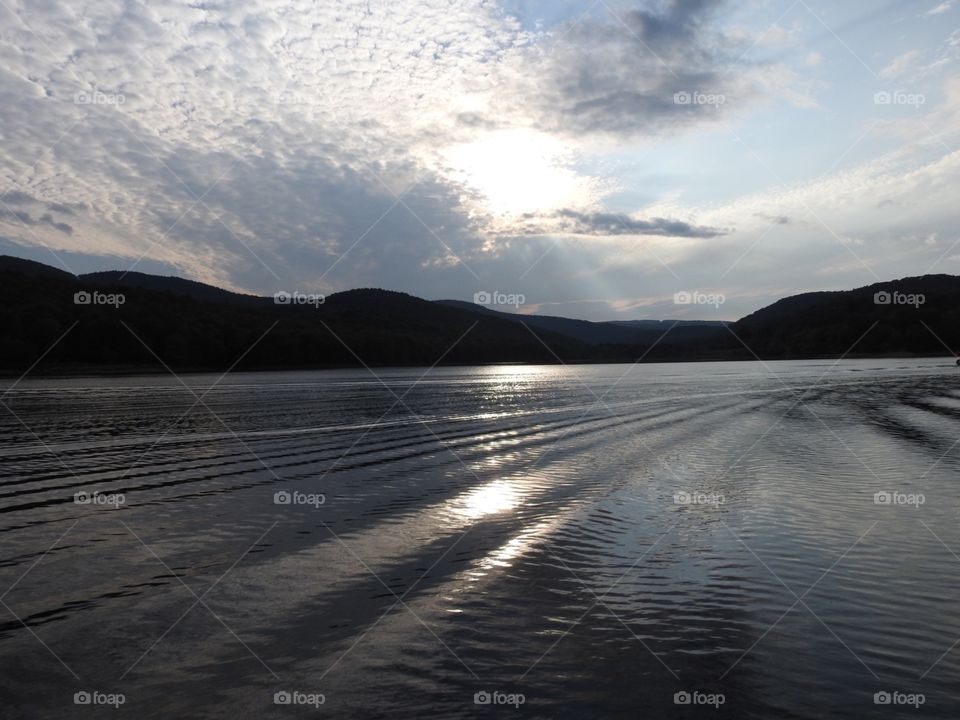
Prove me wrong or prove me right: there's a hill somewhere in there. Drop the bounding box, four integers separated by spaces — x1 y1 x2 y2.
435 301 728 348
1 255 959 372
436 299 656 345
0 255 76 281
78 270 268 307
730 275 960 358
0 257 589 371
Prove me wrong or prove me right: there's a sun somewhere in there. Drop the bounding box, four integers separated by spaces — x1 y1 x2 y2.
443 128 592 217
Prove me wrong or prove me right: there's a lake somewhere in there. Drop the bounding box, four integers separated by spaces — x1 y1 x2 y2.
2 359 959 718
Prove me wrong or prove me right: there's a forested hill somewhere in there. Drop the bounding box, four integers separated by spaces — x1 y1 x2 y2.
0 257 587 370
731 275 960 358
1 255 958 373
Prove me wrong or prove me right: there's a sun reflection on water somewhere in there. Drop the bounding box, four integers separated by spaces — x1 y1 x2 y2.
450 479 521 519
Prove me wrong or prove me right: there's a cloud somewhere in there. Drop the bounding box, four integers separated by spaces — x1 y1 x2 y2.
2 0 751 291
516 208 726 238
923 0 957 16
517 0 758 138
0 206 73 234
47 202 83 215
0 189 76 233
754 213 791 225
1 190 36 204
880 50 921 79
39 213 73 235
0 207 33 225
0 0 525 286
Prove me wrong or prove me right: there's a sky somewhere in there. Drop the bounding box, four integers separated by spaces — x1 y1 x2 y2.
0 0 958 321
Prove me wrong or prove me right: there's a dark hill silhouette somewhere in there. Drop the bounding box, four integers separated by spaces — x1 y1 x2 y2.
0 257 587 371
436 299 656 345
436 299 728 347
79 270 269 306
1 254 959 373
730 275 960 358
0 255 75 281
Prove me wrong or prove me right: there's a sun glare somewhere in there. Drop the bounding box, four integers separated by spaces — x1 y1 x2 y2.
443 129 590 216
451 480 521 519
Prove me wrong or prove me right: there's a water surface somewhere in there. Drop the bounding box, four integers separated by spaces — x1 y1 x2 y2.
2 359 959 718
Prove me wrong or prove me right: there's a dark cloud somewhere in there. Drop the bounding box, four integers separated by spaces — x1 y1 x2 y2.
47 202 83 215
2 190 36 204
530 0 747 137
0 190 81 224
0 207 33 224
518 208 725 238
754 213 791 225
0 207 74 234
455 112 500 130
39 213 74 235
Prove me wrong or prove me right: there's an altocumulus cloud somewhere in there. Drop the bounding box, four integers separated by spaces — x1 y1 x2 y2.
0 0 758 296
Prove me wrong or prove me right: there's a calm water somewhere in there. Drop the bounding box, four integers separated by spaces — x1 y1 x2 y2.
2 359 960 718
